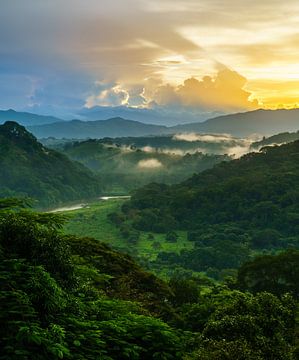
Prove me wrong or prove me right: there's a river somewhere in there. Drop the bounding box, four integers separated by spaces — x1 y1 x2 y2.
48 195 131 213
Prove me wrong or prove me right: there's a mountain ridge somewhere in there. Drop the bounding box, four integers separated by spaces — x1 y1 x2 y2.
0 108 299 138
0 121 101 207
28 108 299 138
173 108 299 136
28 117 170 138
0 109 63 126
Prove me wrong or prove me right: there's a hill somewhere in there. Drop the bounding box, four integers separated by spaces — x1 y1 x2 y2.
89 133 250 155
61 138 230 193
0 109 63 126
28 117 169 139
251 130 299 149
174 108 299 136
0 122 101 207
119 140 299 276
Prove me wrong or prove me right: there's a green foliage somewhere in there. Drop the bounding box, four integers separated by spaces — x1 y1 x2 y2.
169 277 199 306
198 292 296 359
63 199 194 274
1 198 298 359
121 141 299 274
237 250 299 298
0 199 184 359
166 231 179 243
0 122 102 207
60 137 230 193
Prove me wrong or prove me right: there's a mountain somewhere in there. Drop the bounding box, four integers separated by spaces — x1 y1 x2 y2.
251 130 299 149
0 121 101 207
0 109 63 126
29 108 299 139
173 108 299 136
28 117 170 138
78 105 217 125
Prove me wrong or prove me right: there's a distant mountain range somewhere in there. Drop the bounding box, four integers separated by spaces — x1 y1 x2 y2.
0 109 62 126
172 109 299 137
28 117 169 138
0 108 299 138
78 105 216 125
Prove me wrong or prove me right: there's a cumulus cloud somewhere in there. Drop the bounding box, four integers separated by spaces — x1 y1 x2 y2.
86 68 258 112
175 69 258 111
86 82 129 107
137 158 163 169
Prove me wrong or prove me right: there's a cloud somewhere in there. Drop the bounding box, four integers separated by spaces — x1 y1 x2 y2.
173 133 235 142
226 146 249 158
175 69 259 111
1 0 299 113
86 82 129 107
172 131 262 158
86 68 258 112
137 158 163 169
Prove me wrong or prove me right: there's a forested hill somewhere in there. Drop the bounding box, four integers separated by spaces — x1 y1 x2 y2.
127 140 299 231
60 138 230 193
118 141 299 275
251 130 299 148
0 122 101 207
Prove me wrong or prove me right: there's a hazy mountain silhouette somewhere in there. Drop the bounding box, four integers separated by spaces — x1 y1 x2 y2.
28 117 169 138
174 109 299 136
0 109 63 126
1 108 299 138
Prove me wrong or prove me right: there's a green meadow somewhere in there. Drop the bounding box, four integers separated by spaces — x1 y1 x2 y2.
62 199 194 263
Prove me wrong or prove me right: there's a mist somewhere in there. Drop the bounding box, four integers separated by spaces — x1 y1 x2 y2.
137 158 163 169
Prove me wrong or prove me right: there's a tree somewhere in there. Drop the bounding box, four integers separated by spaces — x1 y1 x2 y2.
237 250 299 298
191 292 296 360
169 277 199 306
166 231 178 243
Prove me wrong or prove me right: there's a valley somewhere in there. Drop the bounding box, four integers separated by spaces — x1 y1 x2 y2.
2 1 299 357
1 117 299 359
60 198 194 277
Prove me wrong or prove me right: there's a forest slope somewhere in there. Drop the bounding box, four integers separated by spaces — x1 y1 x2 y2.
0 122 101 207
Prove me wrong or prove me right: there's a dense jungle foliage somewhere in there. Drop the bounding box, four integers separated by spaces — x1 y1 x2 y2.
115 140 299 277
0 198 298 359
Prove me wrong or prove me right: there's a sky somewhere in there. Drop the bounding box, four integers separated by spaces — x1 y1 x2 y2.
1 0 299 120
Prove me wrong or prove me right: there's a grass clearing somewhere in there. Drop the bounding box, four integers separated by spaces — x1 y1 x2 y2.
62 199 194 261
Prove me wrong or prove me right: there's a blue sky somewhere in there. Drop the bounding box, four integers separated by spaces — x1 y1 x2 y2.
1 0 299 120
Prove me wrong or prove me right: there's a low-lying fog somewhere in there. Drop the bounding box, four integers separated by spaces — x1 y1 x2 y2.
110 132 262 159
